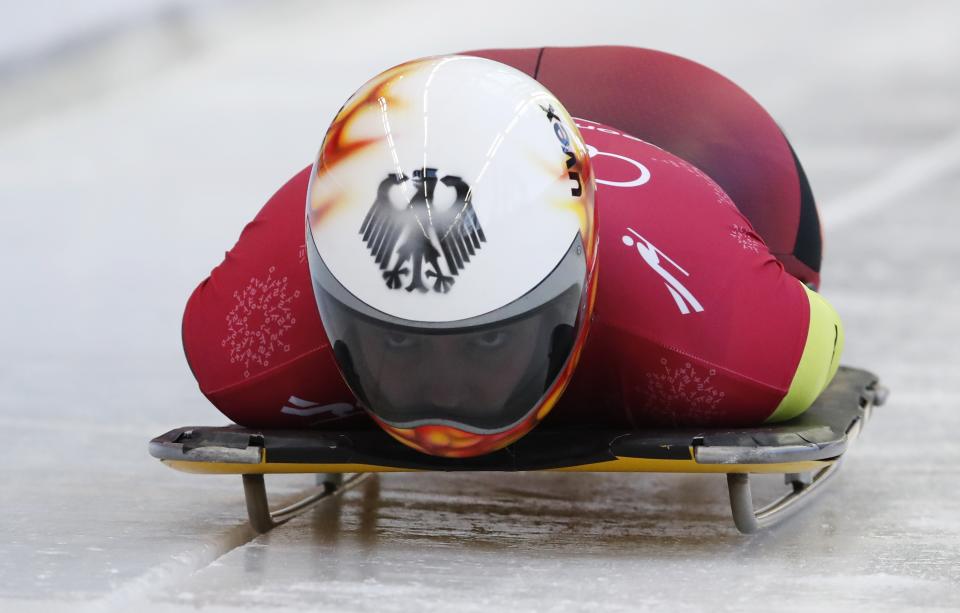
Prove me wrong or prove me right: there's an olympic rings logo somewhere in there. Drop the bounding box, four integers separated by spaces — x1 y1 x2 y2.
585 144 651 188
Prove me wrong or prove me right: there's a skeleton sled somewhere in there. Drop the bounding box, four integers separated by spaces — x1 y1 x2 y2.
150 366 885 534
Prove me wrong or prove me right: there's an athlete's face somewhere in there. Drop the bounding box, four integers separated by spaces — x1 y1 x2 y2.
353 317 543 423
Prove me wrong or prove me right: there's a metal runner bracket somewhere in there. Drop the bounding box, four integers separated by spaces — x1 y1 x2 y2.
242 473 369 533
726 463 840 534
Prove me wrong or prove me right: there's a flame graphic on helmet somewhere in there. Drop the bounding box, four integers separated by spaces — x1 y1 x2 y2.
310 60 421 228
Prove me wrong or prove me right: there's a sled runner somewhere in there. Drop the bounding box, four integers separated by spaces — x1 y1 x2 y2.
149 366 886 534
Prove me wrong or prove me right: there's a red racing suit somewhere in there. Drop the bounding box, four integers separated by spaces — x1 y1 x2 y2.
182 120 842 431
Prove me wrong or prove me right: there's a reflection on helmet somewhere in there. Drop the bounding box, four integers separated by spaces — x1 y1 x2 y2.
306 55 597 457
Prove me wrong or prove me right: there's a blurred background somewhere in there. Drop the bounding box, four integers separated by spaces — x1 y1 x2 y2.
1 1 958 611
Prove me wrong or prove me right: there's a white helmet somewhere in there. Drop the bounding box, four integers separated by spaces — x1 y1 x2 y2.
306 55 597 457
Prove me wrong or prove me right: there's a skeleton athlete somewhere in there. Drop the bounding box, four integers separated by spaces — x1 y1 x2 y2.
181 47 842 458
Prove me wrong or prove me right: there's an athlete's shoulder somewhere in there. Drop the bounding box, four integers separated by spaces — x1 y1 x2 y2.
576 118 812 425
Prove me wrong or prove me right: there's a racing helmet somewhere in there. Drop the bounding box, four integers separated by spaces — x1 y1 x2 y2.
306 55 597 458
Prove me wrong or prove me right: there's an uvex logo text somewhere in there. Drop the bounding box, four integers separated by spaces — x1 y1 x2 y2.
541 104 583 198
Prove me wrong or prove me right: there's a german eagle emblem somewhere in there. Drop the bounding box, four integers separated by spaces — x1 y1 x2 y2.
359 168 486 293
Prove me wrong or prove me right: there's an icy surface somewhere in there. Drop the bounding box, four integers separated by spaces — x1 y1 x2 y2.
1 1 959 611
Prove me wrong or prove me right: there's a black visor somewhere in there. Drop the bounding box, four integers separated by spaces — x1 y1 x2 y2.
308 233 587 434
